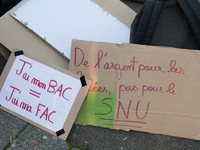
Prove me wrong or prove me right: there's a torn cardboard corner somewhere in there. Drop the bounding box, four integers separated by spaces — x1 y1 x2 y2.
9 0 136 59
92 0 136 27
69 39 200 140
0 49 92 140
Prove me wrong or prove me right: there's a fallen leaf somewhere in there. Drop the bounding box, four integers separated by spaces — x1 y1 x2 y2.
185 143 191 147
9 133 16 143
122 137 127 141
29 140 37 147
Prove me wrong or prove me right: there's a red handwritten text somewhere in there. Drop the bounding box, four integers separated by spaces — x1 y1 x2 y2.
119 84 138 99
6 86 22 101
136 101 150 120
166 82 176 95
74 47 90 67
167 60 184 74
89 82 110 95
103 56 138 80
31 78 46 90
47 80 72 101
94 50 107 69
142 85 163 96
16 59 32 82
20 102 32 113
76 70 83 76
36 103 56 124
95 98 112 115
11 98 19 106
5 86 32 113
73 47 139 80
138 64 165 78
117 100 150 120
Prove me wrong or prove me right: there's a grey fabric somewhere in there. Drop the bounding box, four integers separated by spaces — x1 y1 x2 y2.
143 0 164 44
131 0 146 3
176 0 200 46
133 0 156 44
130 0 200 50
132 0 164 44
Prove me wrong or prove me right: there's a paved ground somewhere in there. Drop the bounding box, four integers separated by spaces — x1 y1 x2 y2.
1 1 200 150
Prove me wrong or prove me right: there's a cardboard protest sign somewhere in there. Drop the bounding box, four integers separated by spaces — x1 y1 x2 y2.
69 39 200 140
0 49 92 140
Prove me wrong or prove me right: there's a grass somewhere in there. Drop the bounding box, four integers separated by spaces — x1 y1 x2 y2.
66 139 85 150
3 123 84 150
3 123 29 150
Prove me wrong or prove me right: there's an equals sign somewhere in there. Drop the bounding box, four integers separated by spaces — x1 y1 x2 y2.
29 89 41 98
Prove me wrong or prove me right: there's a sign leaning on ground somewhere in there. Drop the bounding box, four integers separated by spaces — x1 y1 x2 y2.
0 49 92 140
69 39 200 140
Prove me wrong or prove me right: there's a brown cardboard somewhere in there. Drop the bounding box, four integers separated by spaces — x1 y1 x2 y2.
0 12 69 69
92 0 136 27
0 49 92 140
69 39 200 140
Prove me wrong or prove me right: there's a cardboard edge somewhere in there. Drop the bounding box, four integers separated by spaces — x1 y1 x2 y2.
0 43 11 60
10 13 69 61
59 78 92 140
92 0 136 27
0 12 69 70
0 49 15 91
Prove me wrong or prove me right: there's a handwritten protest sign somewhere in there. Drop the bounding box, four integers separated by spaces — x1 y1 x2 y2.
0 50 92 140
69 40 200 140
